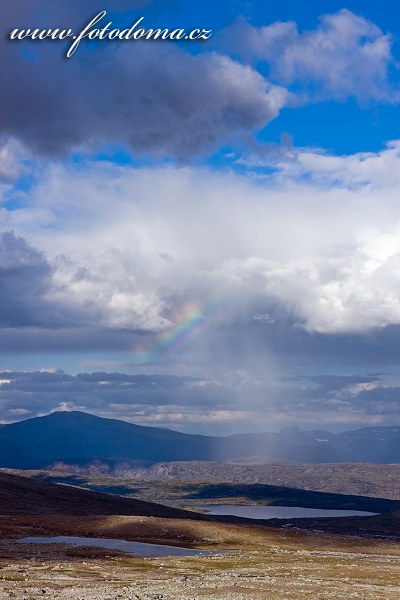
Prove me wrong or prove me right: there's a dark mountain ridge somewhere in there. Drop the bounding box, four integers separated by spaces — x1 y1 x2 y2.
0 411 399 468
0 410 219 468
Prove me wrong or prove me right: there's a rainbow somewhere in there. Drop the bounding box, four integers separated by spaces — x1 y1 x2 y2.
134 299 222 364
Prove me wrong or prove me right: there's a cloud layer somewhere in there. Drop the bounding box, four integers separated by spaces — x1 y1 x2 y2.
4 142 400 339
2 4 400 431
3 6 397 161
223 9 397 102
0 231 55 327
1 2 286 158
0 369 397 432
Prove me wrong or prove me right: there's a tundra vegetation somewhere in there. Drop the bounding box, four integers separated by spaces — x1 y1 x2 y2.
0 469 399 598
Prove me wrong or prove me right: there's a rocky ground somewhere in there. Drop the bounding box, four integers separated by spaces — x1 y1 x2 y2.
0 542 399 599
0 516 399 599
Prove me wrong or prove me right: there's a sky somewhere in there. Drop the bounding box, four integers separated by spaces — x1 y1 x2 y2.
1 0 400 434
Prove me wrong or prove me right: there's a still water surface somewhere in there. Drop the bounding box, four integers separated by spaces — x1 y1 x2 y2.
202 505 378 519
19 536 226 557
19 506 378 555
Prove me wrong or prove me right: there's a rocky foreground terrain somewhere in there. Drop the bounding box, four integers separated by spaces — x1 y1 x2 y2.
1 470 399 599
0 515 400 600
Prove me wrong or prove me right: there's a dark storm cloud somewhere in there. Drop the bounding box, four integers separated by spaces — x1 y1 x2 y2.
0 230 170 335
3 0 162 41
245 317 400 369
0 370 200 393
0 231 57 327
348 386 400 414
3 274 400 376
0 327 136 352
0 367 398 429
292 374 383 390
0 231 111 330
0 370 231 423
1 1 286 158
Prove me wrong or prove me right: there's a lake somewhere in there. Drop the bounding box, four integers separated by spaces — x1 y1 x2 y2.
19 536 228 557
202 505 378 519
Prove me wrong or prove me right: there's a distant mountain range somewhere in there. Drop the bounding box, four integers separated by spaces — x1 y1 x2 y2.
0 411 399 469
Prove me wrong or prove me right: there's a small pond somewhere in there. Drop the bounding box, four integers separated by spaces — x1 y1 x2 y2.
19 536 228 557
202 505 378 519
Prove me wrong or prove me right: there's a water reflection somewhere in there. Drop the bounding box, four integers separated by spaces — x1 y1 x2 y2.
19 536 229 557
202 505 378 519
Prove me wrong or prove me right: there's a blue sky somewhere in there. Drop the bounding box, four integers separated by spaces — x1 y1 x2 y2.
1 0 400 433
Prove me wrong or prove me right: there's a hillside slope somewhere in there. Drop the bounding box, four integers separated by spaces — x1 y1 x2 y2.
0 470 203 518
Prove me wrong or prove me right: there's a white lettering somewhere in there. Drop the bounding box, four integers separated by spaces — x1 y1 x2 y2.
133 28 146 40
119 18 145 40
8 16 213 56
9 27 74 42
57 29 73 40
98 22 113 40
16 29 32 40
199 29 212 40
169 28 186 40
108 29 121 40
144 28 169 40
66 11 107 57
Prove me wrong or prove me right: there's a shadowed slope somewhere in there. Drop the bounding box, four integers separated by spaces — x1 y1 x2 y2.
0 471 205 518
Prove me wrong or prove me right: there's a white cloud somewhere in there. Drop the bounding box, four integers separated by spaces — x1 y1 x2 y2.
273 140 400 188
0 140 27 204
225 9 396 102
0 140 25 184
4 142 400 335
